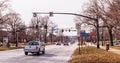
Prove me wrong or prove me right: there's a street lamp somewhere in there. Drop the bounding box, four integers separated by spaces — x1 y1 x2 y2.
101 27 104 46
44 25 47 43
35 24 40 41
16 30 20 47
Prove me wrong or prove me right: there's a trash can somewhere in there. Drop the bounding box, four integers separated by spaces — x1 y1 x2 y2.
106 43 109 51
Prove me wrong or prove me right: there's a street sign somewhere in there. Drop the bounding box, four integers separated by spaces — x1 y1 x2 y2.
3 37 8 45
80 33 89 37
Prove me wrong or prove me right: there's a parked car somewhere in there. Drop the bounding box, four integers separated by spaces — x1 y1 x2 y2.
56 42 62 45
63 42 69 46
70 41 75 44
24 41 45 55
114 42 120 45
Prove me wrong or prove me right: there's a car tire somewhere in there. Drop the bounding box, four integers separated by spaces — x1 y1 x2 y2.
42 51 45 54
42 49 45 54
25 52 28 55
37 52 40 55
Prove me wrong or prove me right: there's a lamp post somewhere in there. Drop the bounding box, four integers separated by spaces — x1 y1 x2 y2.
36 24 39 41
96 19 100 48
16 30 20 47
50 27 54 44
101 27 104 46
44 25 47 43
16 31 18 47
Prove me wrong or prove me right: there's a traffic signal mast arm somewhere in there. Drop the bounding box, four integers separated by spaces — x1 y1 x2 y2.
33 12 97 20
33 11 100 48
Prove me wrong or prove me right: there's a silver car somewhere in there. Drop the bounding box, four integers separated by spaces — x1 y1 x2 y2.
24 41 45 55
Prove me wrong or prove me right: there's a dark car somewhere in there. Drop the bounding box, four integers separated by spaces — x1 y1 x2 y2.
114 42 120 45
56 42 61 45
63 42 69 46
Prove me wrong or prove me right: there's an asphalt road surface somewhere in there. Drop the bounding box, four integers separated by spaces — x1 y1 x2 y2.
0 43 77 63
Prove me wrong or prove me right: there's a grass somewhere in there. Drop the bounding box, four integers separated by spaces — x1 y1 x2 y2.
69 46 120 63
110 46 120 50
0 43 24 51
0 42 53 51
0 47 23 51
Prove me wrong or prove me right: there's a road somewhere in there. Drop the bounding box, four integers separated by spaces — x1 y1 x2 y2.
0 43 77 63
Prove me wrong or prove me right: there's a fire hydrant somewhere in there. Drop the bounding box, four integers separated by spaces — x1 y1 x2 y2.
106 43 109 51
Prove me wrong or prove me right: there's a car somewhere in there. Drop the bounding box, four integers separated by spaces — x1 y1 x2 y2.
24 41 45 55
56 42 62 45
70 41 75 44
114 42 120 45
63 42 69 46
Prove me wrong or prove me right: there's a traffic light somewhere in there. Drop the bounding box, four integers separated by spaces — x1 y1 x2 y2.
49 12 53 17
69 29 70 32
36 25 38 29
33 13 37 17
44 25 47 29
61 29 64 32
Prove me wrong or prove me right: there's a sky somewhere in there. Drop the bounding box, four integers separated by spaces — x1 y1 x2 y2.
9 0 88 36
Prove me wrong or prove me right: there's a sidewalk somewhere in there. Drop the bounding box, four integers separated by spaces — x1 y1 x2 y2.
86 42 120 55
100 46 120 55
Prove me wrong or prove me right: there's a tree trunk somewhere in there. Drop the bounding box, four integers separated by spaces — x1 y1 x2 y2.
108 29 114 46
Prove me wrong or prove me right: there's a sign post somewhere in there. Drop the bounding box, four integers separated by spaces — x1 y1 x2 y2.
78 36 80 55
80 33 89 46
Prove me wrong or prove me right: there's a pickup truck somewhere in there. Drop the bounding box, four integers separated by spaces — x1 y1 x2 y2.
24 41 45 55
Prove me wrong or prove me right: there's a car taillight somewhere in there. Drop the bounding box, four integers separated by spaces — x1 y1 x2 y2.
23 46 25 49
36 45 39 49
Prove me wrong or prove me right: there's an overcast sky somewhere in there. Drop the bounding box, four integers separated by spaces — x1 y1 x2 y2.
9 0 88 36
10 0 88 27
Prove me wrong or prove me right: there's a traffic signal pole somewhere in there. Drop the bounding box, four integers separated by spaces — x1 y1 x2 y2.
33 12 100 48
96 18 100 48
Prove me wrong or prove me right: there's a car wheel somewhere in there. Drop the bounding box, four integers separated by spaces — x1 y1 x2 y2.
42 49 45 54
25 52 28 55
37 52 40 55
42 51 45 54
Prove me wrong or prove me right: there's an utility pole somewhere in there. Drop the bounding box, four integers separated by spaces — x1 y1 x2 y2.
96 18 100 48
44 25 47 43
51 28 54 44
16 30 19 47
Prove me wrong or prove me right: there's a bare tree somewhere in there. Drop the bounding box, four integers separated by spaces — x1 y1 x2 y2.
76 0 120 46
30 16 43 40
29 16 49 41
5 12 24 47
98 0 120 46
0 0 10 28
29 16 56 42
48 21 57 43
0 0 9 11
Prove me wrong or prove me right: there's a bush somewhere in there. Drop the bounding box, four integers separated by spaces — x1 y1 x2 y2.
7 43 10 47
